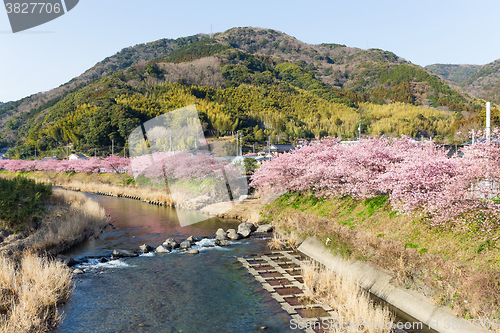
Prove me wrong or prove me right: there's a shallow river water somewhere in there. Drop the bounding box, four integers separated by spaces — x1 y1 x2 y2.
53 194 295 333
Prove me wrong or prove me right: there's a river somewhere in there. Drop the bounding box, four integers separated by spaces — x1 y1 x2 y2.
54 193 295 333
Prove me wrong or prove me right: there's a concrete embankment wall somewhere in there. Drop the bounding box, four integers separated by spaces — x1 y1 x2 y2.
298 237 490 333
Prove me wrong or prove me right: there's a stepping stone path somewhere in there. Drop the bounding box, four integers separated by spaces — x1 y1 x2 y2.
237 250 337 333
238 251 410 333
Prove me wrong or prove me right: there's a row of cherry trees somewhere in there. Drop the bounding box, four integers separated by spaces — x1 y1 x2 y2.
0 155 131 174
251 130 500 231
0 152 243 185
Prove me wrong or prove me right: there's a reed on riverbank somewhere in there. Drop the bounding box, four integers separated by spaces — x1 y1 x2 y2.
0 189 109 256
0 252 73 333
58 180 173 206
0 171 173 206
0 179 110 333
301 262 394 333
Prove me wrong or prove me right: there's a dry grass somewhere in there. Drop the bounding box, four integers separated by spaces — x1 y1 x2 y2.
31 189 109 252
267 231 300 250
0 252 73 333
301 262 394 333
0 189 109 257
0 171 173 206
60 181 173 206
0 182 110 332
268 233 285 250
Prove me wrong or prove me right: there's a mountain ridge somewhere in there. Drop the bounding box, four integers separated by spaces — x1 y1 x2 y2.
0 27 491 156
426 60 500 104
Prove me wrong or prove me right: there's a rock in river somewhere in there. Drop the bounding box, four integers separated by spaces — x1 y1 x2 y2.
238 222 256 233
163 238 179 249
256 224 274 233
216 228 228 240
186 236 198 243
139 244 153 253
215 239 230 247
226 229 240 240
154 245 171 254
238 229 252 239
179 240 192 249
113 249 139 258
186 249 199 254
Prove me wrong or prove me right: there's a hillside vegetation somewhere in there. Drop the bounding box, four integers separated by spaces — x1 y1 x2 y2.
427 60 500 105
425 64 482 83
0 27 486 157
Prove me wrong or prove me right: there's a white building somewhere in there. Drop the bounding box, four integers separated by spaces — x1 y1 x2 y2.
69 153 88 160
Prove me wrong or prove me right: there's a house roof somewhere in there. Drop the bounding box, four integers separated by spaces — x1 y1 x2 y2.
40 156 58 162
269 144 295 152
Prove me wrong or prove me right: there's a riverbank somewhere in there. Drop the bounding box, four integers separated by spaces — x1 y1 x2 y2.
0 170 173 206
258 193 500 332
0 177 109 333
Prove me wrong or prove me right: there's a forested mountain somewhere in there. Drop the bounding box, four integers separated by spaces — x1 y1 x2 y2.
427 59 500 105
0 34 207 143
0 27 489 158
425 64 482 84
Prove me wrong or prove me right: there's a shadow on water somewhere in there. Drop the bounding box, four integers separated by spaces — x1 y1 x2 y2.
54 194 295 333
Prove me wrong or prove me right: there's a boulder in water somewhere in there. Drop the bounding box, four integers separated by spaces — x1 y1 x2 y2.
139 244 153 253
238 229 252 239
186 236 198 243
154 245 171 254
180 240 192 249
256 224 274 233
226 229 240 240
163 238 179 249
216 228 228 240
215 239 230 247
113 249 139 258
238 222 256 233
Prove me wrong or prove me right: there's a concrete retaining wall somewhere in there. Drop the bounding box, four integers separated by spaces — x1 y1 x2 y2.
298 237 490 333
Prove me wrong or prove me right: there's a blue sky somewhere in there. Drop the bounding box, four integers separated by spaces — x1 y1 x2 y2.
1 0 500 102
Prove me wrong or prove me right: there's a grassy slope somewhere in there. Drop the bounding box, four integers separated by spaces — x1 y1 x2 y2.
262 193 500 321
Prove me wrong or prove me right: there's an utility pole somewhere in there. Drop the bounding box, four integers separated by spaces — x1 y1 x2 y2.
472 129 475 145
34 146 36 159
170 136 173 152
112 139 114 155
236 132 239 156
267 136 270 158
240 133 243 156
66 147 69 160
358 123 361 140
94 148 96 158
486 102 491 141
